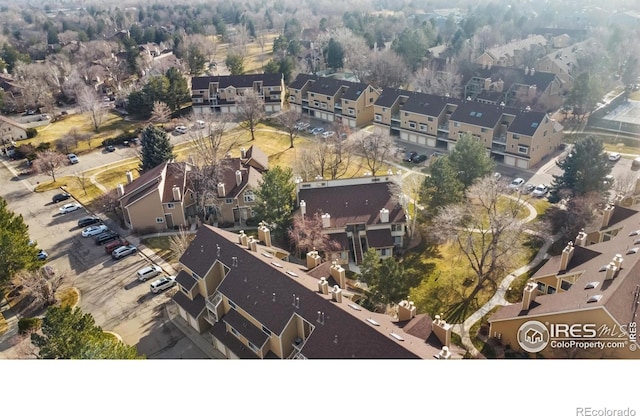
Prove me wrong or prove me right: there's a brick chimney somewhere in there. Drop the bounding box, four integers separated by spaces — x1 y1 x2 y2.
397 299 416 321
306 250 321 269
601 204 614 229
522 281 539 311
329 261 346 289
560 241 574 271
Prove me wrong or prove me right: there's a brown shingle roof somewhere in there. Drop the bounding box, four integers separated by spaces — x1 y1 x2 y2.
367 229 393 248
175 270 198 291
161 162 188 203
298 182 405 228
172 291 205 319
186 225 422 358
119 162 167 204
222 309 270 348
244 145 269 172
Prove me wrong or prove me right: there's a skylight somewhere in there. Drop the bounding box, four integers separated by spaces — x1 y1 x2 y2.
475 112 483 117
587 295 603 303
470 111 476 116
531 122 539 128
585 282 599 289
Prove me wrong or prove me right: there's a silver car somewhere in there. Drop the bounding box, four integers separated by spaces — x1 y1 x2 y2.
150 275 176 293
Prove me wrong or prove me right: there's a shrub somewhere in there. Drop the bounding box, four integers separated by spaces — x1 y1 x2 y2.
18 317 42 334
244 217 260 226
218 221 235 228
36 142 51 152
102 130 138 147
13 143 37 160
26 128 38 138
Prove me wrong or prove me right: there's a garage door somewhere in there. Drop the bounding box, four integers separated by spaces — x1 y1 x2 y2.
408 134 417 143
516 158 529 169
265 105 274 113
213 337 226 356
221 107 229 113
427 137 436 147
400 131 408 141
504 156 516 167
327 114 334 122
417 135 426 145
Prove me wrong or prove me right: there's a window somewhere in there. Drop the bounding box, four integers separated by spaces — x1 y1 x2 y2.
348 109 355 115
585 281 599 290
536 282 546 292
314 102 319 107
513 134 520 140
453 122 460 127
230 326 239 336
391 224 403 232
167 203 175 209
481 128 488 133
181 286 190 295
310 93 315 97
262 326 272 336
560 280 572 291
380 248 389 256
428 117 434 122
531 122 539 128
518 145 529 155
369 97 374 103
547 286 556 294
408 122 416 129
587 295 602 303
320 102 327 109
374 114 382 121
156 217 164 223
244 191 255 203
225 198 234 204
419 124 427 131
248 341 258 352
228 300 237 310
382 108 387 112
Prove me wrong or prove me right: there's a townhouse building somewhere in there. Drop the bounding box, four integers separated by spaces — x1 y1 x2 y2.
191 74 285 115
474 35 547 68
118 162 194 232
489 199 640 358
172 224 457 359
296 175 406 266
535 39 597 92
288 74 380 128
373 88 563 169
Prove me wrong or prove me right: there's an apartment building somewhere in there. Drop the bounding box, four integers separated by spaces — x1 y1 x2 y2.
191 74 285 115
296 175 406 266
373 88 563 169
288 74 380 128
172 224 457 359
463 64 563 110
118 162 195 232
474 35 547 68
489 201 640 358
535 39 597 92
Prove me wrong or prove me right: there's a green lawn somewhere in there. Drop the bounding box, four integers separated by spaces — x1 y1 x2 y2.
91 160 141 191
141 236 176 264
34 176 104 209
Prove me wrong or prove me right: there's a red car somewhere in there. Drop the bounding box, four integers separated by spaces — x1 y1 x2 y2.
104 238 129 254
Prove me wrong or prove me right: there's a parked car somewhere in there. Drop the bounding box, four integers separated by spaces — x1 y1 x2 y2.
404 151 418 162
321 130 335 139
493 172 502 180
37 249 48 261
111 244 138 260
81 224 109 237
67 153 79 164
411 154 428 164
608 152 621 162
94 231 120 245
78 216 101 227
604 175 615 185
633 157 640 168
52 192 71 203
104 239 130 254
150 275 177 293
59 203 82 214
175 125 188 134
532 184 549 197
195 120 205 129
137 264 163 282
311 127 325 135
106 145 116 152
508 178 525 190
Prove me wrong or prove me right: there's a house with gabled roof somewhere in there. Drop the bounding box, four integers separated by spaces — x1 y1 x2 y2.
373 88 563 169
0 114 28 142
489 199 640 358
191 74 285 115
117 162 195 232
288 74 380 128
171 224 459 359
296 175 406 266
535 39 597 92
474 35 548 68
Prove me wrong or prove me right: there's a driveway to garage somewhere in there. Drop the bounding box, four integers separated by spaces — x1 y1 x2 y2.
0 158 207 359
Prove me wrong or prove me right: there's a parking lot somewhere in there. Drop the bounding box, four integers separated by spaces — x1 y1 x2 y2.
0 160 207 358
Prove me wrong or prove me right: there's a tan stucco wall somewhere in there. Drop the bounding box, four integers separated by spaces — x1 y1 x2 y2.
126 192 166 232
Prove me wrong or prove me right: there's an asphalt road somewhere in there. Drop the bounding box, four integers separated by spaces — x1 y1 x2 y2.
0 158 206 358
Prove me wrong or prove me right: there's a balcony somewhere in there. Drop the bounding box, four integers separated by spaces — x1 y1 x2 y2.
206 292 223 312
493 134 507 144
334 103 342 109
390 120 401 128
491 143 507 153
438 124 449 132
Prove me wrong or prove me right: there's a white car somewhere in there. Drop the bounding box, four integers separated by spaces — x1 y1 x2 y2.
608 152 621 162
111 244 138 260
136 264 163 281
81 224 108 237
532 184 549 198
59 203 82 214
321 130 335 139
67 153 79 164
175 125 187 134
150 275 176 293
508 178 525 189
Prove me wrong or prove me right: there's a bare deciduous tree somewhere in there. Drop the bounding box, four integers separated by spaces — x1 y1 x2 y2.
150 101 171 125
349 132 395 177
33 151 67 182
74 171 89 196
434 177 526 322
236 90 265 141
10 268 64 313
277 109 302 148
287 212 341 258
78 85 107 131
169 228 195 261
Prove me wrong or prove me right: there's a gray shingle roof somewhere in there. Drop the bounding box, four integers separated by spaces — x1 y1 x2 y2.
191 74 282 90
